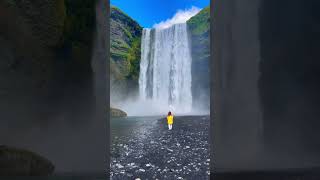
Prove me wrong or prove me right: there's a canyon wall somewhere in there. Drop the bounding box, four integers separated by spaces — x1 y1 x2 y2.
0 0 107 173
213 0 320 172
212 0 263 171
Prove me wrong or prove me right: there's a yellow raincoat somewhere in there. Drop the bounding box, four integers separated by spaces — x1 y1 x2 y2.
167 115 173 125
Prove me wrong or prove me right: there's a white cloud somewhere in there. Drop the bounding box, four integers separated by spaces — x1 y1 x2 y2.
153 6 201 29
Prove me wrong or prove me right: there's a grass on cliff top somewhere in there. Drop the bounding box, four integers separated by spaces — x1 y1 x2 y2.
110 5 142 32
110 5 142 81
187 6 210 35
111 6 131 20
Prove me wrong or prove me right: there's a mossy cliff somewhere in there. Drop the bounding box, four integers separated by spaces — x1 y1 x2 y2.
187 6 210 110
110 6 142 102
0 0 96 102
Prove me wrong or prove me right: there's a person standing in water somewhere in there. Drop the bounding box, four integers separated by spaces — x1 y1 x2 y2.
167 111 174 130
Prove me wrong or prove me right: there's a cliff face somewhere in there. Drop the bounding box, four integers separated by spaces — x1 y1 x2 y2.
0 0 106 173
187 7 210 111
259 0 320 164
0 0 95 115
213 0 320 172
110 6 142 102
212 0 262 170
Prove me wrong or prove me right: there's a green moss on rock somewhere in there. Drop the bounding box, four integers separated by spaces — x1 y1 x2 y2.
187 6 210 35
187 6 210 63
110 5 142 100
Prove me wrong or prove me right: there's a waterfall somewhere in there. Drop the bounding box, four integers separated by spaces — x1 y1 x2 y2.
139 23 193 114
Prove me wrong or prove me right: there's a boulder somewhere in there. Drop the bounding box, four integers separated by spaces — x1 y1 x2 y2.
0 145 54 176
110 107 127 117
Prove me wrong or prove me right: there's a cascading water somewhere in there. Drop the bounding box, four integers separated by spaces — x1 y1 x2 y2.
139 23 193 114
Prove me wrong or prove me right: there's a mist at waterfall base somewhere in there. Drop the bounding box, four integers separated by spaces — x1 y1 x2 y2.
112 23 209 116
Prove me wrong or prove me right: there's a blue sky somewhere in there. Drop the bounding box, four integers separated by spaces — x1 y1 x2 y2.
110 0 210 28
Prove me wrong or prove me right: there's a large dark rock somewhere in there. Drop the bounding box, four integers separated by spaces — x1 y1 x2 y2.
110 107 127 117
0 145 54 176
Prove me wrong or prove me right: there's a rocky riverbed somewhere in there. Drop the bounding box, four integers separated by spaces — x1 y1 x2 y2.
110 115 210 179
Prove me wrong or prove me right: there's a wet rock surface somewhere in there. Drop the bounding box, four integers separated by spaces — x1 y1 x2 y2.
110 116 210 179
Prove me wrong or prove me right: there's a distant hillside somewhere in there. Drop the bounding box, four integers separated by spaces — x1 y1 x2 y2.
187 6 210 110
110 6 142 102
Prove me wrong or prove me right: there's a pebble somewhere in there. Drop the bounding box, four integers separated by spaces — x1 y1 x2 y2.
115 163 124 168
111 116 210 178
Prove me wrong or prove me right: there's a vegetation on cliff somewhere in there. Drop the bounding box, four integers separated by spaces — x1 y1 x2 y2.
187 6 210 36
110 6 142 100
187 6 210 110
187 6 210 62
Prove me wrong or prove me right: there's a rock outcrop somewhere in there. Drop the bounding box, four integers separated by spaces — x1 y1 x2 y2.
0 145 54 176
110 6 142 102
110 107 127 117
